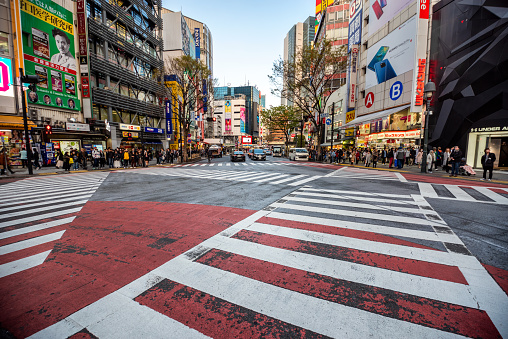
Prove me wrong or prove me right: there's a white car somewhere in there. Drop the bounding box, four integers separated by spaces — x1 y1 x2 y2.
289 148 309 161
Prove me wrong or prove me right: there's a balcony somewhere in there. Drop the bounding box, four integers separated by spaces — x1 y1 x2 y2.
90 53 165 96
92 87 164 117
88 19 163 70
94 0 162 48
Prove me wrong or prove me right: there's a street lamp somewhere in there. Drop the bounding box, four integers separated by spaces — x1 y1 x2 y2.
420 81 436 173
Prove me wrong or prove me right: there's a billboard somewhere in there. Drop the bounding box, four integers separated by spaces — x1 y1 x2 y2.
20 0 80 111
194 28 200 60
165 100 172 137
225 100 232 131
240 107 246 133
348 45 359 108
410 1 431 112
0 57 14 98
368 0 413 38
365 15 416 90
242 136 252 144
348 0 362 52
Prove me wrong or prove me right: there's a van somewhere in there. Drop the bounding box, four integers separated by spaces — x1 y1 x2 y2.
272 146 282 157
289 148 309 161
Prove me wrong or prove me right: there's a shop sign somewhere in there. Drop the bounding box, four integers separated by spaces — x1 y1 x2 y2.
242 136 252 144
66 122 90 131
119 123 140 131
345 110 356 124
414 59 426 106
345 128 355 137
122 131 138 138
470 126 508 133
410 3 430 112
371 130 421 139
348 45 359 108
144 127 164 134
365 92 374 108
0 57 14 98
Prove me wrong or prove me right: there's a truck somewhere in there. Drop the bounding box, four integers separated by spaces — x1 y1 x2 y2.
272 146 283 157
208 144 222 158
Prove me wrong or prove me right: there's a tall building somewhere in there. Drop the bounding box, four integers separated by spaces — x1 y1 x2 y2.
282 16 315 106
213 94 247 148
86 0 165 149
214 86 260 138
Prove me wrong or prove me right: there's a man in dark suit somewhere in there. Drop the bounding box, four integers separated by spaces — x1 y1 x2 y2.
480 148 496 181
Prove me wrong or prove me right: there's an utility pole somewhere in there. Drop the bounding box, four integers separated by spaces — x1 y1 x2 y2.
330 102 335 151
19 68 40 175
421 82 436 173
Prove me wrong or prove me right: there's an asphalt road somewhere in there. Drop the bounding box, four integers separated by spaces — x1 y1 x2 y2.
1 155 507 338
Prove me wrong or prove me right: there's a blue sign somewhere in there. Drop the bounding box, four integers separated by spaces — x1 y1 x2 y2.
325 118 332 125
165 100 172 137
144 127 164 134
194 28 200 60
348 8 362 52
390 81 403 101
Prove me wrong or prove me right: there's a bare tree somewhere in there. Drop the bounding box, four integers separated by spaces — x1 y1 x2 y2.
269 39 347 158
164 55 216 162
260 105 301 155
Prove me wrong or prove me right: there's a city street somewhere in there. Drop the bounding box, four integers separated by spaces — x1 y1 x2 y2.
1 155 507 338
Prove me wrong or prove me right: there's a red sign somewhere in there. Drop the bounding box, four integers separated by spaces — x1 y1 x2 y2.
77 13 86 34
415 59 426 106
242 136 252 144
76 0 85 12
291 134 295 138
81 76 90 98
78 35 87 56
419 0 430 19
24 54 76 76
365 92 374 108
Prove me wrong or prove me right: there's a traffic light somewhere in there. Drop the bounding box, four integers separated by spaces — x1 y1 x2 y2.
44 124 52 135
21 75 41 92
213 117 216 122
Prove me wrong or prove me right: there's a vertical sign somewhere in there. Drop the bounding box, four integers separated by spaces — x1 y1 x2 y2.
194 28 200 60
410 1 430 112
225 100 232 131
0 57 14 97
348 45 358 108
348 0 363 52
20 0 81 110
76 0 89 99
165 100 173 137
240 107 246 134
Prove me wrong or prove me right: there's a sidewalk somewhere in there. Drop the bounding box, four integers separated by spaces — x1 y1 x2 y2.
0 156 202 180
324 160 508 185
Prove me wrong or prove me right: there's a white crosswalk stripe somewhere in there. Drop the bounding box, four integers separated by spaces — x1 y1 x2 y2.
119 167 323 186
418 183 508 205
36 187 507 338
0 173 108 279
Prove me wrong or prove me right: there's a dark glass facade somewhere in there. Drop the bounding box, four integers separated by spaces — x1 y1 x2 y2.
429 0 508 164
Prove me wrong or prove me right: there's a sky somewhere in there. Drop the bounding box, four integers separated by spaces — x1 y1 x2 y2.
162 0 315 108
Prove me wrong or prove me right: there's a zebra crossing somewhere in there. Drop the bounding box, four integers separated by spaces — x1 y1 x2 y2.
117 167 323 186
418 182 508 205
326 166 407 182
31 187 507 338
0 173 108 279
171 162 292 168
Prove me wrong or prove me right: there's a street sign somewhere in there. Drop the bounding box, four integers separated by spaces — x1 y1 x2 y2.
325 118 332 125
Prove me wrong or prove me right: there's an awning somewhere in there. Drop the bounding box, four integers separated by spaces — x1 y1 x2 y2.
0 115 36 129
342 105 410 128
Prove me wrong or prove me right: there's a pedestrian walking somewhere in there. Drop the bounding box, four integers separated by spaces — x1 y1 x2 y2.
396 147 405 169
449 146 463 177
364 151 372 167
416 149 423 168
427 150 435 173
388 148 394 168
123 149 130 168
56 150 64 169
480 148 496 181
20 147 27 168
92 147 100 169
0 148 14 175
372 149 378 168
32 148 41 170
63 152 71 171
442 148 450 173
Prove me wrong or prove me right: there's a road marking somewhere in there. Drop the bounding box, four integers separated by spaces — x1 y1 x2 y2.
0 207 83 229
395 172 408 182
253 173 289 183
473 187 508 204
218 163 223 167
0 250 52 278
270 174 307 185
444 185 476 201
323 166 348 177
418 183 439 198
1 200 89 220
288 175 322 186
300 187 413 199
0 217 75 240
292 191 422 206
0 195 93 213
226 163 231 166
0 230 65 255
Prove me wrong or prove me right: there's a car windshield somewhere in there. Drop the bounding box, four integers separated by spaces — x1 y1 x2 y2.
234 151 243 155
295 148 307 153
254 149 264 154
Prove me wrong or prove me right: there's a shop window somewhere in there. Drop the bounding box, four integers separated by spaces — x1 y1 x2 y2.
100 106 108 121
93 104 100 120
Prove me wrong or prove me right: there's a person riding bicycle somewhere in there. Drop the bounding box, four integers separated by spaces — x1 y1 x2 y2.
207 148 212 163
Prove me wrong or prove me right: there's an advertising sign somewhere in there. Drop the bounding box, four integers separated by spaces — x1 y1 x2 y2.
365 15 416 90
368 0 413 38
242 136 252 144
20 0 80 111
165 100 172 137
66 122 90 131
225 100 232 131
194 28 200 60
348 45 359 108
144 127 164 134
240 107 246 133
348 0 362 52
410 3 430 112
122 131 138 138
0 57 14 97
119 123 140 131
345 110 356 124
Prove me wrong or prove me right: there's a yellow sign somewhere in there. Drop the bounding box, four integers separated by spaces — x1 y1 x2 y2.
345 128 354 137
20 0 74 34
122 131 138 138
346 110 356 124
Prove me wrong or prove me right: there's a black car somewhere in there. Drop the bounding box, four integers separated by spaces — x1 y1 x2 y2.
230 151 246 162
252 149 266 161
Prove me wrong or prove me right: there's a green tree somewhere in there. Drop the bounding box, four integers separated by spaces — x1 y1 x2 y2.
164 55 216 162
269 39 347 157
260 105 301 155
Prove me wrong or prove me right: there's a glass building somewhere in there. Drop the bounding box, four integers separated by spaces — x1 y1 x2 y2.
86 0 165 148
214 86 259 137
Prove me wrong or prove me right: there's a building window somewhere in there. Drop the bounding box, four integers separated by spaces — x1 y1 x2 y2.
0 32 9 56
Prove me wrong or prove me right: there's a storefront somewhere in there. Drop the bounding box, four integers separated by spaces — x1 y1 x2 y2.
365 130 421 149
142 127 165 151
118 123 142 149
466 125 508 169
0 115 37 167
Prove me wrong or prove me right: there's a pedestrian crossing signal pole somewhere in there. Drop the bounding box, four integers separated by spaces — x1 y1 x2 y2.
330 102 335 151
421 82 436 173
19 69 41 175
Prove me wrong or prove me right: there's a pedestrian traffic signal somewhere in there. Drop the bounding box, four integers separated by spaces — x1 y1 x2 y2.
44 125 52 135
213 117 216 122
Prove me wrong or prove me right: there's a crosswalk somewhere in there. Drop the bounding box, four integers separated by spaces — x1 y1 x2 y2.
0 173 108 279
32 187 507 338
418 183 508 205
326 166 406 182
171 162 292 168
117 167 323 186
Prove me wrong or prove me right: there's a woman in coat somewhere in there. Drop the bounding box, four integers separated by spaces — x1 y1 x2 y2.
416 149 423 168
480 148 496 181
63 152 71 171
426 150 435 173
442 148 451 173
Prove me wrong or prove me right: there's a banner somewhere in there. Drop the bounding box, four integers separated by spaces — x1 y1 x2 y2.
365 15 416 90
225 100 231 131
348 45 359 108
240 107 246 133
410 2 430 112
368 0 413 38
194 28 200 60
0 57 14 97
348 0 362 52
20 0 80 111
165 100 172 137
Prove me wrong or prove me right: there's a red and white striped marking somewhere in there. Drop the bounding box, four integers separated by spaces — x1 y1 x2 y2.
418 183 508 205
0 173 108 278
30 187 507 338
